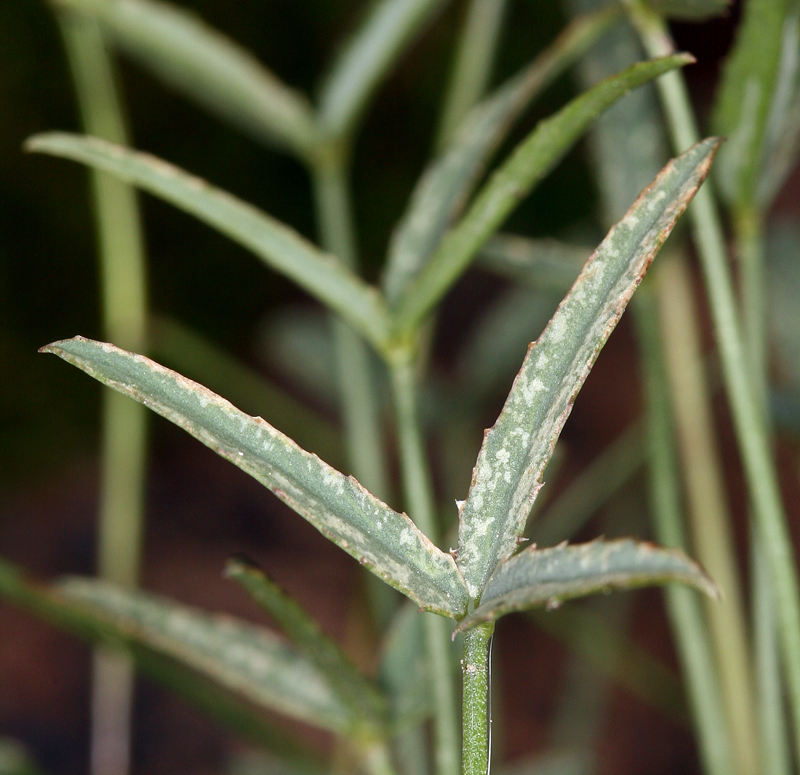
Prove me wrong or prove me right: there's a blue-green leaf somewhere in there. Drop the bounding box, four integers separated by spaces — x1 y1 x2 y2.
455 138 720 599
26 133 392 351
389 53 695 335
41 337 469 618
456 538 717 631
53 0 320 161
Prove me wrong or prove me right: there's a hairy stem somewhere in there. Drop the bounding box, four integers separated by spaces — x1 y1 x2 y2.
390 356 460 775
461 623 494 775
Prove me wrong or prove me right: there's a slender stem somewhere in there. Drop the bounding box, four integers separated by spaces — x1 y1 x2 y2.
435 0 508 153
654 252 758 775
390 355 460 775
736 204 792 774
628 5 800 759
461 623 494 775
58 14 148 775
311 160 398 632
634 287 733 775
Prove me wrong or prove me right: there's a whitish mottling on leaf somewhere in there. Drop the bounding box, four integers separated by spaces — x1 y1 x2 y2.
456 538 718 631
456 138 720 599
42 338 468 617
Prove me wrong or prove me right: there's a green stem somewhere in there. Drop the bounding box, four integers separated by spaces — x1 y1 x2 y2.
390 355 460 775
736 206 792 774
654 252 758 775
628 5 800 759
58 13 148 775
461 623 494 775
634 287 733 775
311 159 398 631
435 0 508 152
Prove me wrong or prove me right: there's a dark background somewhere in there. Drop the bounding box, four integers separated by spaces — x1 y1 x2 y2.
3 2 795 774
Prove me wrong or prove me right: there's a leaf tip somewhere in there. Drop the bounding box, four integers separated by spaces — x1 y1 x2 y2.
223 553 262 579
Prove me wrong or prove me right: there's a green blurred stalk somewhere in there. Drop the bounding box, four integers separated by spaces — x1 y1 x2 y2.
58 13 148 775
435 0 508 152
311 159 398 633
461 623 494 775
737 204 791 775
390 356 460 775
628 3 800 760
634 284 733 775
653 252 759 775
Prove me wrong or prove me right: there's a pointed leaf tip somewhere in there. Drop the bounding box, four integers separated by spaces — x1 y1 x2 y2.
455 137 720 599
42 336 469 617
455 538 718 632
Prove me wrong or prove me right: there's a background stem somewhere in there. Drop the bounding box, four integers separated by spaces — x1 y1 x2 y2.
390 356 460 775
628 5 800 759
58 13 148 775
634 287 733 775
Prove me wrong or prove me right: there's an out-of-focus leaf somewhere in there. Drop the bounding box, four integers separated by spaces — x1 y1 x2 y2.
0 558 350 736
456 538 717 631
529 422 646 548
26 134 392 352
41 337 469 618
379 603 430 726
257 306 344 409
317 0 449 139
478 235 587 291
712 0 798 207
768 221 800 389
225 557 388 733
456 286 561 406
759 90 800 206
53 0 320 162
647 0 731 20
382 7 621 303
390 54 695 336
0 739 43 775
149 315 343 467
455 138 720 599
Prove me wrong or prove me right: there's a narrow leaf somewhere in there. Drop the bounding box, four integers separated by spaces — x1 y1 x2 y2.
712 0 797 206
57 577 356 733
317 0 449 139
379 603 430 726
41 337 469 618
26 133 391 351
456 538 717 632
456 137 720 599
382 7 621 304
478 235 588 292
53 0 320 162
391 53 695 335
0 558 351 737
225 556 388 733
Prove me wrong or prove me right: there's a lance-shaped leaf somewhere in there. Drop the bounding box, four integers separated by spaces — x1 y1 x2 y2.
317 0 449 139
225 557 388 733
0 558 351 739
478 235 589 292
379 603 430 727
41 337 469 617
381 7 621 304
455 137 720 599
456 538 718 632
390 53 694 335
26 134 392 351
53 0 320 162
712 0 798 207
